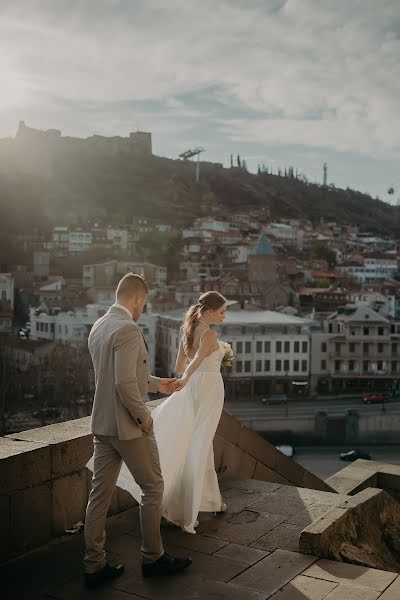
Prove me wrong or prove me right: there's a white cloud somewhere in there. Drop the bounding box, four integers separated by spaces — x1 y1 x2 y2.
0 0 399 161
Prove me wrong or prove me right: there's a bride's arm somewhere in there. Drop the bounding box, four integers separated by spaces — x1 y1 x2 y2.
175 339 187 375
178 329 217 387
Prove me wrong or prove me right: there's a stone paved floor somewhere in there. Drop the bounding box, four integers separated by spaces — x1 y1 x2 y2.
2 479 400 600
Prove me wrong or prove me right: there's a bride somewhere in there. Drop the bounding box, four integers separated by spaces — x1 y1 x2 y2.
114 291 229 534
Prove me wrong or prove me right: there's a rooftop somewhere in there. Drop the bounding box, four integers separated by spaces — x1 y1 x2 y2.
249 232 275 257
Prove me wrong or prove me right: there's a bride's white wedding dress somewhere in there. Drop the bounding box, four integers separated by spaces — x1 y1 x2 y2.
88 339 226 534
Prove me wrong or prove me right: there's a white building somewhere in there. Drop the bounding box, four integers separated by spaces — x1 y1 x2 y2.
106 228 129 250
157 309 314 400
266 223 303 250
29 304 106 346
0 273 14 309
338 257 398 284
69 230 93 253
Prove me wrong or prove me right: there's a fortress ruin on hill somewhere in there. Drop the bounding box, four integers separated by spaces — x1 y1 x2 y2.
0 121 152 177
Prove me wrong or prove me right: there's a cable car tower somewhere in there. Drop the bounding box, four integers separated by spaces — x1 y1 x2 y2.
179 147 205 182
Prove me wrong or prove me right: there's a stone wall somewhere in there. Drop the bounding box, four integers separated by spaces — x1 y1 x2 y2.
1 409 332 564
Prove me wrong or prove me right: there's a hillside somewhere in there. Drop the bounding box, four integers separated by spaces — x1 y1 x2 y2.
0 146 399 236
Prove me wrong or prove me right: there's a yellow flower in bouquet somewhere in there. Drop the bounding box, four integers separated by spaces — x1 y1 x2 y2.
221 341 234 368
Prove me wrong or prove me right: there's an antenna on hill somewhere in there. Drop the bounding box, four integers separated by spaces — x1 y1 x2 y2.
178 147 205 182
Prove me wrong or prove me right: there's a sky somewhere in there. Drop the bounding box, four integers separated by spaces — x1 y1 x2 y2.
0 0 399 201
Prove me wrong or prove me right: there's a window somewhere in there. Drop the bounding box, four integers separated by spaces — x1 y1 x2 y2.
378 327 384 336
245 341 251 354
276 341 282 353
294 360 299 371
363 342 369 354
335 360 340 371
301 360 307 372
284 359 290 371
377 360 383 371
363 360 369 372
264 360 271 371
294 341 300 353
335 342 340 353
244 361 251 373
350 329 356 336
392 361 397 373
363 326 369 335
284 341 290 353
321 359 326 370
276 360 282 372
349 360 355 371
237 341 243 353
236 361 243 373
256 341 262 353
264 341 271 353
328 323 333 333
256 360 262 372
393 343 397 354
302 341 308 353
378 343 384 353
321 342 327 353
349 343 355 353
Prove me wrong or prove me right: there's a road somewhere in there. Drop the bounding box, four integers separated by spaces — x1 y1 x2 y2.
225 396 400 420
293 445 400 480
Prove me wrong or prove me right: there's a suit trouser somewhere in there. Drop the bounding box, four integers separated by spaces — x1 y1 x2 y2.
84 431 164 573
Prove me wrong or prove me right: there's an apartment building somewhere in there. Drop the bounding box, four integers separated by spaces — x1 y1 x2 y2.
311 306 400 393
157 309 314 400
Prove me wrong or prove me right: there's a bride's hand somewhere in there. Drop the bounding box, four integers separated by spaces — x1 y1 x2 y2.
175 377 188 391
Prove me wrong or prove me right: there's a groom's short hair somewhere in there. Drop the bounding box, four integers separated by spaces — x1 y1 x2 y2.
116 273 148 299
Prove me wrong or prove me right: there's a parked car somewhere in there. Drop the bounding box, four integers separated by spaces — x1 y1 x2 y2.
340 449 371 461
276 444 295 457
362 392 390 405
261 394 288 405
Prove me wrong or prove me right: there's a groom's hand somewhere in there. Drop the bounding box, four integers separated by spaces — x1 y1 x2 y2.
140 416 153 434
158 377 178 394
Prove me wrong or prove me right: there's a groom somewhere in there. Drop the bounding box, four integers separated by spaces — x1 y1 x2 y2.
84 273 191 589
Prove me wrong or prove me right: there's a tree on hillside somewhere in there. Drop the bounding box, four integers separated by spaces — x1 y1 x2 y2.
313 241 336 268
237 155 241 168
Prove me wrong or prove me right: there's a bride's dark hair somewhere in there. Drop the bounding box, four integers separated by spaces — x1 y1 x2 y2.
181 291 227 354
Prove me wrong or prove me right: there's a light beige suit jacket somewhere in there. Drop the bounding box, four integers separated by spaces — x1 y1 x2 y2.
88 305 160 440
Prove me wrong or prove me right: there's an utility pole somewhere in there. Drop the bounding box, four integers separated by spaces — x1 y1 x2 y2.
178 148 205 183
323 162 328 186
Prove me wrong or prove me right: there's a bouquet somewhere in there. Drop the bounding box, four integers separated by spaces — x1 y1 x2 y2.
221 341 234 368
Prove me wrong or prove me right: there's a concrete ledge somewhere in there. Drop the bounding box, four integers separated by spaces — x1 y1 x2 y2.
299 487 400 572
326 459 400 497
217 411 334 492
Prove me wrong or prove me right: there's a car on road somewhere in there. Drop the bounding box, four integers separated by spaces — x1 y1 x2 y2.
362 392 391 405
261 394 288 405
340 449 371 461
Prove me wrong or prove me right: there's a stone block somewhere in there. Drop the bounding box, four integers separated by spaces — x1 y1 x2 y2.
10 482 52 555
231 548 317 595
378 471 400 491
214 542 269 565
324 584 381 600
118 488 137 511
218 440 257 480
237 426 275 464
268 574 337 600
0 495 10 562
0 437 50 493
379 575 400 599
199 510 286 545
10 420 93 478
216 410 243 446
303 559 397 591
250 522 304 552
52 470 88 536
253 461 291 485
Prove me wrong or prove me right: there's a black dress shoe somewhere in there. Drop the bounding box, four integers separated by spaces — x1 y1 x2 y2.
142 553 192 578
85 563 125 589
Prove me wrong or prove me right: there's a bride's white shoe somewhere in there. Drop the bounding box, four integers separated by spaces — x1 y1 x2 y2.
183 520 199 534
